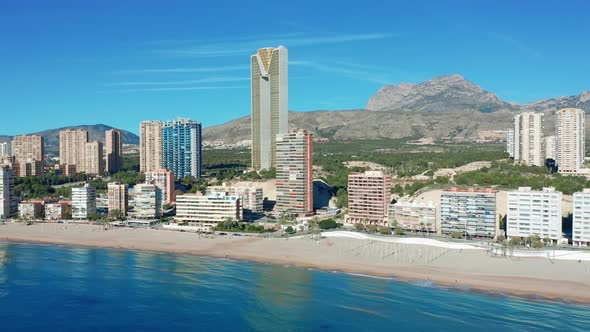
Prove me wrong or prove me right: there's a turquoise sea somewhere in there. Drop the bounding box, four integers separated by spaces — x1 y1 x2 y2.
0 242 588 331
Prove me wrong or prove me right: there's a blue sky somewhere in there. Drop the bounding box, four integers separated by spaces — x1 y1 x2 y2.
1 0 589 135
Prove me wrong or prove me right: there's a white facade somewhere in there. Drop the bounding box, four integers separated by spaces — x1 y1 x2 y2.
544 135 556 161
513 112 544 166
72 184 97 219
132 183 162 219
440 189 497 238
0 142 11 156
573 189 590 246
207 185 263 214
506 128 514 158
175 192 241 226
556 108 585 174
507 187 562 241
251 46 288 170
389 201 436 232
0 167 16 219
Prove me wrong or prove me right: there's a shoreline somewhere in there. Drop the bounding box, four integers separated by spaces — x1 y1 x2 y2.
2 223 590 304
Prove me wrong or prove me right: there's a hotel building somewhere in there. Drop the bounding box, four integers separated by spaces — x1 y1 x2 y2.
513 112 544 166
555 108 585 174
440 188 497 238
275 130 313 215
507 187 562 242
108 182 128 217
140 121 163 173
162 118 202 179
572 189 590 246
72 184 96 219
175 192 242 230
251 46 288 171
346 171 392 226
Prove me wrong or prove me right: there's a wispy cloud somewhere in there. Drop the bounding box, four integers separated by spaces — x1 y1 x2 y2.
293 60 393 84
115 65 249 74
113 85 248 93
488 32 542 59
156 33 397 57
106 76 249 87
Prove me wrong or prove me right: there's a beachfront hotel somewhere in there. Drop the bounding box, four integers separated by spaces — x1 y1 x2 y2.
105 129 123 174
131 183 162 219
275 130 313 216
513 112 544 167
251 46 288 171
573 189 590 246
175 192 242 230
162 118 202 179
72 183 97 219
507 187 562 242
144 169 176 206
346 171 392 226
207 185 264 220
389 201 436 233
555 108 585 174
107 182 128 217
0 167 16 219
139 120 163 173
440 188 497 238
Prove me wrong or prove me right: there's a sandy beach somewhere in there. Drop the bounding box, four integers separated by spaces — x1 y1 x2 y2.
2 222 590 303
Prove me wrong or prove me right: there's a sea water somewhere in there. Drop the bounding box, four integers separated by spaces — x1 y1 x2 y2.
0 242 588 331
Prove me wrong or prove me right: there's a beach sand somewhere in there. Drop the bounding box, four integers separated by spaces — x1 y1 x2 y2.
2 222 590 303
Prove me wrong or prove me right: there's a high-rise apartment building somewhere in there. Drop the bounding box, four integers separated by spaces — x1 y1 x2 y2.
251 46 288 171
59 129 88 169
507 187 562 242
0 142 11 156
145 169 175 205
506 128 515 158
12 135 44 163
16 160 44 177
139 121 163 173
573 189 590 246
105 129 123 174
108 182 128 217
175 192 242 229
440 188 497 238
84 141 104 175
0 167 17 219
346 171 392 226
513 112 544 166
162 118 202 179
544 135 556 161
275 130 313 215
556 108 585 174
132 183 162 219
72 183 96 219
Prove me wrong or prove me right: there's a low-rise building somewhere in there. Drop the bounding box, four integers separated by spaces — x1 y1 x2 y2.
45 201 70 220
132 183 162 219
389 201 436 233
572 189 590 246
507 187 562 242
72 184 96 219
175 192 241 231
440 188 497 238
208 185 263 217
18 201 44 220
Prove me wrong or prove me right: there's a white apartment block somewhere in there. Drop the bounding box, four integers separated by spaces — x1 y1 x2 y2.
132 183 162 219
440 188 497 238
389 201 436 233
513 112 544 166
0 142 12 156
175 192 242 229
208 185 264 215
573 189 590 246
72 184 97 219
18 201 44 220
506 128 514 158
555 108 585 174
507 187 562 242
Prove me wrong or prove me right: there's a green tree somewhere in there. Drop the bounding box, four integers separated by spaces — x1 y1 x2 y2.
354 223 365 231
379 226 391 235
366 224 379 233
285 226 295 234
318 219 338 230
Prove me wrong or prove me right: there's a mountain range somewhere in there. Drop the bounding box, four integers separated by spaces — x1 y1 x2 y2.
0 124 139 154
203 74 590 144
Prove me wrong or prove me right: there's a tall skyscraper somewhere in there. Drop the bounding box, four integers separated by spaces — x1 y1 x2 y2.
105 129 123 174
84 141 104 175
556 108 585 174
0 167 17 219
513 112 544 166
162 118 202 179
0 142 11 156
346 171 392 226
108 182 128 217
145 169 175 205
275 130 313 215
140 121 163 173
13 135 44 163
506 128 514 158
251 46 288 171
59 129 88 173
